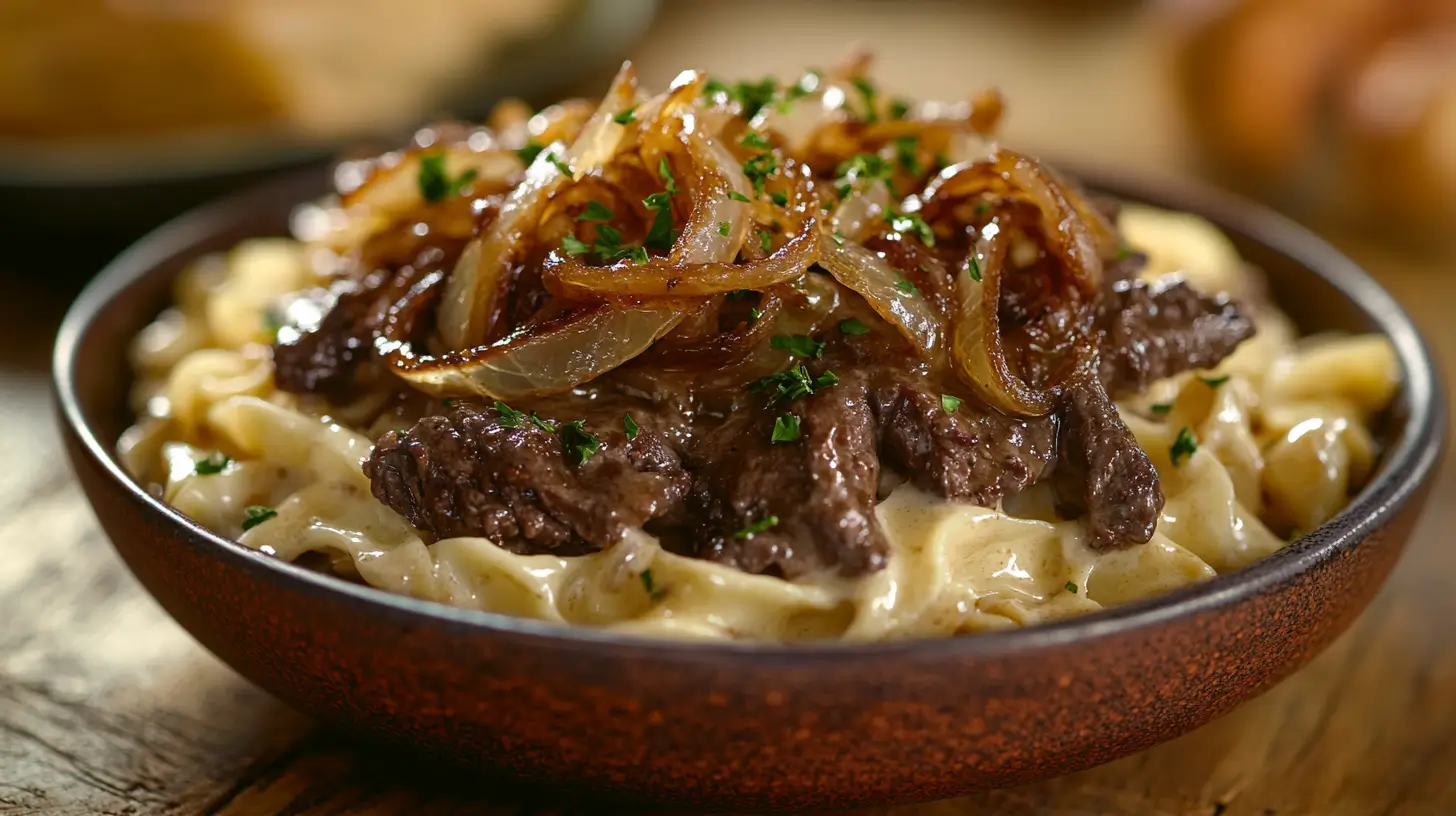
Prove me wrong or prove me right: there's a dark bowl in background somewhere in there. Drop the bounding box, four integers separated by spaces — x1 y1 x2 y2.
53 168 1445 811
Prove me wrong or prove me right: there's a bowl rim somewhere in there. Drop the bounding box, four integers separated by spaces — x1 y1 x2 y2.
54 166 1447 662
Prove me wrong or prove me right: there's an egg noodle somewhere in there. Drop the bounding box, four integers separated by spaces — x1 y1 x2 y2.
117 203 1398 641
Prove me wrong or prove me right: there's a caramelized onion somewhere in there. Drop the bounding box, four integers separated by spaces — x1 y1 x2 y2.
437 62 640 350
817 232 941 359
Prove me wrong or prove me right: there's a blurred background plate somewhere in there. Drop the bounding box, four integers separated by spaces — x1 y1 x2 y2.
0 0 658 263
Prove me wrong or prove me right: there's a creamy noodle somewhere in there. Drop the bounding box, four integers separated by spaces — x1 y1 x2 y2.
119 204 1400 641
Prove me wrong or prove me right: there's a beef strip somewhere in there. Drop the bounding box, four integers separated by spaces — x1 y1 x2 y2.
1052 376 1164 550
688 372 884 578
1096 277 1255 399
364 403 690 554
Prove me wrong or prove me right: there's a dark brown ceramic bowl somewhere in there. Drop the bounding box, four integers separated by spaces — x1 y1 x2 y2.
55 168 1445 811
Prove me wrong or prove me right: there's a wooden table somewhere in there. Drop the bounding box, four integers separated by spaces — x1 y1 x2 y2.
4 3 1454 813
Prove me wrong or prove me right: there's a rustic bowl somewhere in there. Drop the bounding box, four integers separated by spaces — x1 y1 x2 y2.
55 168 1445 811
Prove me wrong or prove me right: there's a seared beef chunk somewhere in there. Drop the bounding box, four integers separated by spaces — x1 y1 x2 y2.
1096 277 1255 399
690 375 884 578
872 370 1058 505
1053 376 1163 550
365 404 690 554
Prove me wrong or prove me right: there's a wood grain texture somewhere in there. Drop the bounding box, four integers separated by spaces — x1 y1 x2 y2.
4 2 1455 814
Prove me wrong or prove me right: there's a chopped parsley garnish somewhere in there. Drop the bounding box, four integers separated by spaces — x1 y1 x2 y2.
591 223 626 258
717 221 731 236
836 152 890 183
726 289 756 301
261 309 283 340
561 234 592 256
658 156 679 194
742 153 777 197
639 569 655 594
642 192 675 251
241 505 277 532
727 190 751 203
894 135 922 174
967 253 982 282
894 277 920 295
770 334 824 358
1171 426 1199 465
1150 402 1174 415
417 153 478 203
706 77 778 119
194 453 231 476
838 317 870 336
734 515 780 539
441 398 454 407
1199 374 1231 388
623 413 640 441
888 97 912 120
1115 245 1136 262
579 201 613 221
492 401 525 427
835 181 853 200
613 106 637 125
757 229 773 253
517 142 545 165
748 306 762 323
1065 581 1079 594
771 413 802 443
831 231 846 246
751 364 839 404
546 151 573 177
529 412 557 433
769 191 788 206
739 131 771 150
785 70 821 102
974 200 991 216
560 420 601 464
888 210 935 246
941 394 962 413
850 76 878 122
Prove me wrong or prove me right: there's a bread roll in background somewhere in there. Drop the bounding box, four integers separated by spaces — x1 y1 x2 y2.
0 0 567 143
1164 0 1456 241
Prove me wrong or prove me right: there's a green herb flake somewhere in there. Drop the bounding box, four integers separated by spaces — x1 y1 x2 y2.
417 153 478 203
529 412 557 433
894 134 922 175
194 453 231 476
560 420 601 464
888 97 912 120
517 142 545 165
241 505 277 532
831 231 846 246
836 152 890 183
888 210 935 246
974 200 991 216
1065 581 1079 594
575 201 611 222
623 413 640 441
1199 374 1232 388
850 76 878 122
770 333 824 358
494 401 526 428
734 515 780 539
546 151 573 177
1170 426 1199 466
894 278 920 295
261 309 283 340
835 181 853 201
710 78 778 119
613 106 637 125
757 229 773 253
639 568 655 594
751 364 838 404
838 317 870 337
642 191 675 251
726 289 756 301
967 254 982 282
739 131 771 150
727 190 751 203
771 413 801 444
718 221 732 236
1115 245 1136 262
658 156 680 194
561 234 592 256
1150 402 1174 416
441 398 454 407
769 191 788 206
941 394 962 413
742 153 778 197
748 306 762 323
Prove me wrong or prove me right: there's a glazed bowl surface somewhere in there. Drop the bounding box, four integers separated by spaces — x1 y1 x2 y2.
54 167 1445 811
